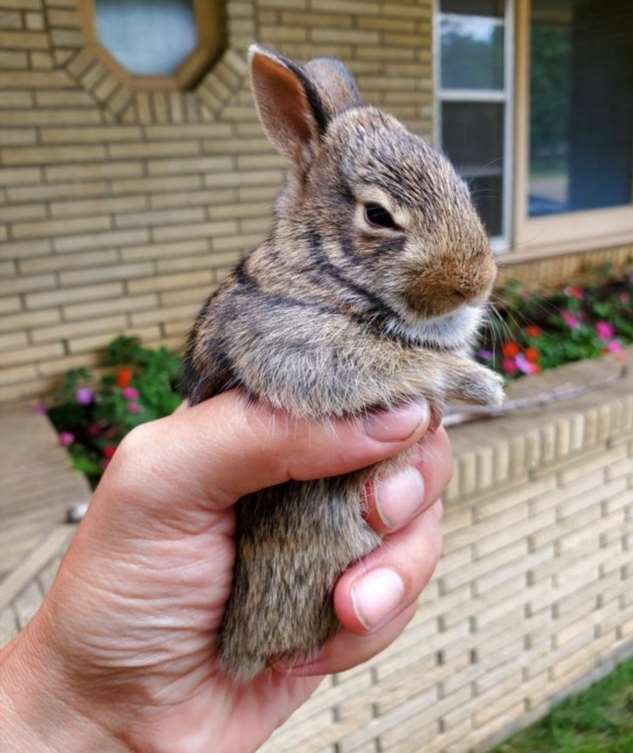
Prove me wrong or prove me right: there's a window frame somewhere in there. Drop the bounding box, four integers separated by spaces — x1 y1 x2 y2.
78 0 224 91
434 0 515 253
513 0 633 257
434 0 633 259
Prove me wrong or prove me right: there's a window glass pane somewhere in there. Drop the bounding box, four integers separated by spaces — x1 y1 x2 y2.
440 15 504 90
528 0 633 217
95 0 197 77
440 0 504 17
442 102 504 236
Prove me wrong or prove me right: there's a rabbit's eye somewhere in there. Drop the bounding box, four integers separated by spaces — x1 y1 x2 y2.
364 203 398 230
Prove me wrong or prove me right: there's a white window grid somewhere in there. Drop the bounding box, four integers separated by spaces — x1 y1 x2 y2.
433 1 515 252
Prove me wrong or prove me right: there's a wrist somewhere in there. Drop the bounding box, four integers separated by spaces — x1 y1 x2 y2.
0 615 132 753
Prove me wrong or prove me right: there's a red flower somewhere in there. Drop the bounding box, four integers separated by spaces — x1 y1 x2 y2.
525 325 541 337
502 342 520 358
116 367 133 388
525 347 540 363
103 444 117 459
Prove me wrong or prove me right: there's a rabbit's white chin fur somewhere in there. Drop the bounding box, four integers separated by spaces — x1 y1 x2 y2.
384 304 484 349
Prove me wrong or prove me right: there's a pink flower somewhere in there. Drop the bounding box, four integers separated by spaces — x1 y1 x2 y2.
607 339 623 353
502 357 518 374
127 401 140 414
121 386 139 400
58 431 74 447
596 321 615 341
32 402 47 415
516 352 538 375
562 310 580 329
75 386 94 405
619 292 630 305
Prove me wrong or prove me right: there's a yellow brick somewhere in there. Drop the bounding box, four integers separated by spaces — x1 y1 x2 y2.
0 331 27 351
0 363 38 386
0 90 32 107
54 228 148 253
2 145 107 165
59 262 153 287
1 342 64 367
12 215 111 240
128 271 213 295
0 203 46 222
108 140 200 159
0 128 36 146
115 207 205 229
49 195 147 219
35 90 93 107
0 273 54 296
0 166 40 186
48 8 80 26
0 296 20 314
63 294 158 322
110 174 202 195
1 108 101 126
8 180 109 203
25 282 123 310
19 249 119 275
149 188 234 210
32 314 128 344
45 161 143 182
40 126 143 143
0 50 28 70
0 308 60 333
0 70 72 88
151 219 238 243
0 30 48 49
0 378 47 401
68 325 161 354
147 156 233 176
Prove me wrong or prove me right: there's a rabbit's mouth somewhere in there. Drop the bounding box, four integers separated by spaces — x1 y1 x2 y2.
384 304 483 350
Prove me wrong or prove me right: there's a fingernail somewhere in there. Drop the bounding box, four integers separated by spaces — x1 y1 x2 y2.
375 467 425 530
364 401 428 442
351 568 405 632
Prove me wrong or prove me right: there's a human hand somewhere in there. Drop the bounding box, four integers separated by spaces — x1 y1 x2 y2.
0 392 452 753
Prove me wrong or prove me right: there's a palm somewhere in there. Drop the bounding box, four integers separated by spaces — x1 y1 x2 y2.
50 489 320 753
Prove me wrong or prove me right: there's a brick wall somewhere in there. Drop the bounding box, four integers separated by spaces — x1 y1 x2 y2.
257 357 633 753
2 357 632 753
0 0 433 402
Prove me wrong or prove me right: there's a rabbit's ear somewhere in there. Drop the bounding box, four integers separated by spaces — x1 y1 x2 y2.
248 44 327 168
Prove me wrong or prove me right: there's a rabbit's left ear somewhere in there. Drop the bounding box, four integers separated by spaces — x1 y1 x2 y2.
248 44 327 169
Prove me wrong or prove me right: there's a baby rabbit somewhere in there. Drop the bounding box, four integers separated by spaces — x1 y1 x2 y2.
182 44 504 680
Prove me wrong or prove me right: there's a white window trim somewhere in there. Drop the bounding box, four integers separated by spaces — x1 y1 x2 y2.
433 0 515 253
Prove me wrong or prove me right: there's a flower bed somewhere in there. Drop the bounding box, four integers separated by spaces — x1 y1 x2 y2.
44 337 182 487
43 265 632 487
478 263 633 379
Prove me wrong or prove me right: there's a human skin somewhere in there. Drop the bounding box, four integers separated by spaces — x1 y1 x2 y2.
0 391 452 753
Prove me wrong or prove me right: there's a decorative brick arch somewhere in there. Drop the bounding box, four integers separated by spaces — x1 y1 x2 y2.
45 0 253 124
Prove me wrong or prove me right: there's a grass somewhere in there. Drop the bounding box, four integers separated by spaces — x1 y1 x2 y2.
490 657 633 753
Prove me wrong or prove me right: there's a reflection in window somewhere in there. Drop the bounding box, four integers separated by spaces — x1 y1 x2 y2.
95 0 197 77
441 15 504 90
529 0 633 217
438 0 510 241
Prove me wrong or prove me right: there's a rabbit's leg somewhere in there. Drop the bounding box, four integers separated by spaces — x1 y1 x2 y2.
217 471 381 681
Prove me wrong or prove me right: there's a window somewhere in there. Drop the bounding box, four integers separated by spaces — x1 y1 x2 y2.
528 0 633 217
79 0 225 89
94 0 198 77
436 0 513 246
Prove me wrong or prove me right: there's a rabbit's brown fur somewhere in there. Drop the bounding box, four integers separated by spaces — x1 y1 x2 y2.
182 44 504 680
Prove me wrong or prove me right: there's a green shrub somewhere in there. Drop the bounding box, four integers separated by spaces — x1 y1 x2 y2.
45 336 182 488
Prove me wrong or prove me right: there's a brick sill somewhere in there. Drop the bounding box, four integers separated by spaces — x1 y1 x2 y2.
444 347 633 505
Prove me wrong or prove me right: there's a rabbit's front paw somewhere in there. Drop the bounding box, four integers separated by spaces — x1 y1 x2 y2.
451 362 505 407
